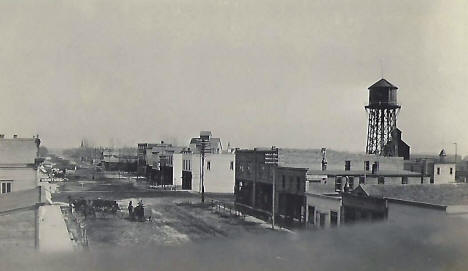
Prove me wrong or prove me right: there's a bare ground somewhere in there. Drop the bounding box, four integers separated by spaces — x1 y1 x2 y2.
52 171 274 249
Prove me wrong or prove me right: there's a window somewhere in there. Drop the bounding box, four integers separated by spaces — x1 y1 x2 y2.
402 176 408 185
335 177 342 191
282 175 286 189
345 161 351 171
372 162 379 173
437 167 440 175
207 161 211 170
364 161 370 171
450 168 453 175
378 176 385 184
359 176 365 184
230 161 234 170
183 160 191 171
1 181 12 194
296 177 301 191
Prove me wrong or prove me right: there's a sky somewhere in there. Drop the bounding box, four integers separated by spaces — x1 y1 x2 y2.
0 0 467 155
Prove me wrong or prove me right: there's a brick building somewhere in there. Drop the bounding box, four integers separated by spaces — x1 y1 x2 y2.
235 148 308 224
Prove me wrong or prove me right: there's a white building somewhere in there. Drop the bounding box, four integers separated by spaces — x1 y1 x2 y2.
173 151 235 193
172 131 235 194
433 149 456 184
0 134 40 193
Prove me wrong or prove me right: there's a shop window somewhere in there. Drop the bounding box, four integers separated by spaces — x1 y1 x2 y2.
402 176 409 184
308 206 315 225
359 176 365 184
330 211 338 226
319 213 326 228
348 177 354 190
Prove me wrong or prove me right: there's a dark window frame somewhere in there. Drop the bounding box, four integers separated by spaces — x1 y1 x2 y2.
378 176 385 184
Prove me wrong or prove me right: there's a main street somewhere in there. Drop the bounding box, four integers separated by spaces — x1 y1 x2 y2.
51 168 277 248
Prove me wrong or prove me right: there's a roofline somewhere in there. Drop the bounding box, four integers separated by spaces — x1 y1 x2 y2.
385 197 447 211
0 138 38 141
0 164 36 168
305 192 342 201
278 166 309 171
307 171 427 177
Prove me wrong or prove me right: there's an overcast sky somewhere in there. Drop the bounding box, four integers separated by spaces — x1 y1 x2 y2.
0 0 467 155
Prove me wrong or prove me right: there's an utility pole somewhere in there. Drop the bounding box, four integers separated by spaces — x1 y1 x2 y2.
453 142 458 181
266 147 279 229
272 165 276 229
201 150 205 203
199 132 211 204
453 142 458 165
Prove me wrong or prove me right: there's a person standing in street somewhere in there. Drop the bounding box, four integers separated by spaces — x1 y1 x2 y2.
128 201 134 220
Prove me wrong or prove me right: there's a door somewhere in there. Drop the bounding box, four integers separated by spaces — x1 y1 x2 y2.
182 171 192 190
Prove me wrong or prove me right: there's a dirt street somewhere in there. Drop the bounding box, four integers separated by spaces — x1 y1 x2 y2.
52 172 275 248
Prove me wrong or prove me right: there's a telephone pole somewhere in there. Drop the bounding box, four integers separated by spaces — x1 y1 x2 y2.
453 142 458 165
199 132 211 204
265 147 279 229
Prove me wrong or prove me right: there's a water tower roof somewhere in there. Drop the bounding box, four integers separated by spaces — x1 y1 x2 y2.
368 78 398 90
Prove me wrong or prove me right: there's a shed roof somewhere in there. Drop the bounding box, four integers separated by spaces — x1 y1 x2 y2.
356 183 468 206
306 169 422 177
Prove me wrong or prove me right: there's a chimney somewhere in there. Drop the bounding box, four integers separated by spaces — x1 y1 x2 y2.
321 148 327 171
13 134 18 138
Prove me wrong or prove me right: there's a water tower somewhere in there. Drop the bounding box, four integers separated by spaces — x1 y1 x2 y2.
365 78 401 155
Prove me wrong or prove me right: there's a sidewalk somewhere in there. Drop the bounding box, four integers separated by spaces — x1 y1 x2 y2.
38 205 74 253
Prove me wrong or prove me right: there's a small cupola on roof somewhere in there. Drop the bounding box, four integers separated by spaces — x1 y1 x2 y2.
439 149 447 163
